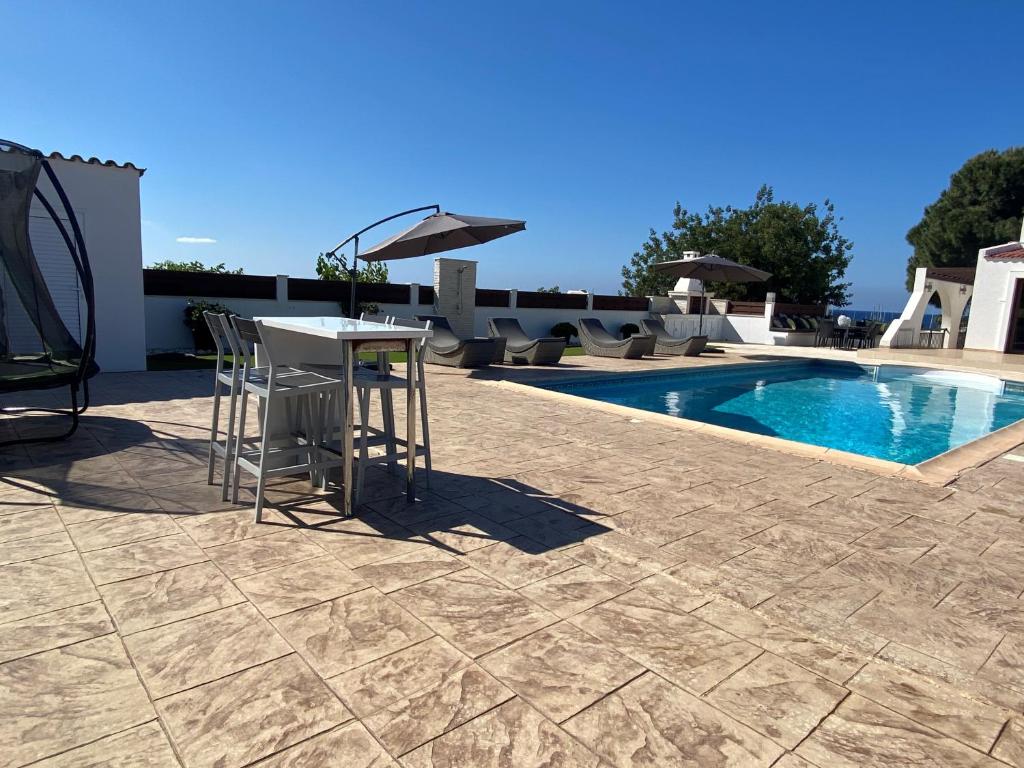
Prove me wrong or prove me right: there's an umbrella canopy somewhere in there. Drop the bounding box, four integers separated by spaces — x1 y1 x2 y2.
654 254 771 335
654 254 771 283
359 212 526 262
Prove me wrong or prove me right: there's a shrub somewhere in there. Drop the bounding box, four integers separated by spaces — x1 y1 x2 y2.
550 322 577 342
620 322 640 339
184 298 234 353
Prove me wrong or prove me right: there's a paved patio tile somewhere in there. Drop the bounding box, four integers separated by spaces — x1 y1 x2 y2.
402 697 599 768
780 570 880 619
82 532 207 585
54 488 163 525
848 661 1007 752
850 526 935 562
234 554 367 617
0 529 75 565
516 564 629 618
568 589 760 695
563 672 784 767
329 635 472 718
461 534 576 588
309 513 428 568
392 569 558 657
66 511 181 552
353 547 465 593
993 718 1024 767
174 507 290 547
0 505 63 543
831 549 959 603
705 653 848 748
693 598 867 685
100 560 244 635
258 721 398 767
981 634 1024 693
157 654 350 768
662 529 753 566
850 593 1004 672
480 621 644 722
30 721 179 767
633 572 714 613
272 588 431 677
938 582 1024 635
0 550 98 623
0 634 156 768
666 561 774 608
0 601 113 663
796 694 990 768
204 529 325 578
755 597 888 657
125 602 292 698
364 664 513 755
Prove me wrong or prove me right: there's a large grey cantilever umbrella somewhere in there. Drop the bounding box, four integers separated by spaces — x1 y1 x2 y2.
325 206 526 317
655 254 771 333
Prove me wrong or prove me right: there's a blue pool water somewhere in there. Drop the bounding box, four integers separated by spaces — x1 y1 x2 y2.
541 362 1024 464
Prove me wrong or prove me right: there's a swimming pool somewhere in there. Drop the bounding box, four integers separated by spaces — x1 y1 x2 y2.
539 361 1024 464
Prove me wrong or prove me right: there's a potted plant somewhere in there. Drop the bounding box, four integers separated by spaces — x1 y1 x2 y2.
184 299 234 353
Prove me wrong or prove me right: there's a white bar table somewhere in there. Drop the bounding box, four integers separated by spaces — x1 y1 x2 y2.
255 316 432 516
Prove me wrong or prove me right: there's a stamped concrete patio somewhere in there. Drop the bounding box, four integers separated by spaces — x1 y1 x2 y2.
3 352 1024 767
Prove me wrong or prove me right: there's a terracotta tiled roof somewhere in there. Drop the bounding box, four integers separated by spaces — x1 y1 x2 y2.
986 247 1024 261
45 151 145 176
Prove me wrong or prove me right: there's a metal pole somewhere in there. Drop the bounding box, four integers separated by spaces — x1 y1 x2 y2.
349 235 359 319
699 283 705 335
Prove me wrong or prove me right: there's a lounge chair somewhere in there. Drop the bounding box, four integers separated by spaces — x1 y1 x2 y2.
416 315 496 368
577 318 653 359
486 318 566 365
639 318 708 356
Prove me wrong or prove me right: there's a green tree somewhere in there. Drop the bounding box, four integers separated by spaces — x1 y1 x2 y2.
905 147 1024 290
621 186 853 306
148 259 242 274
315 253 389 283
536 285 561 293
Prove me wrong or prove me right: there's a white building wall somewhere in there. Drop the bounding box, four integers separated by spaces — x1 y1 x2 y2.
964 242 1024 352
33 158 146 371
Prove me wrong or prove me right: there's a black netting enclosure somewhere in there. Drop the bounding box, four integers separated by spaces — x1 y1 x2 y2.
0 139 97 444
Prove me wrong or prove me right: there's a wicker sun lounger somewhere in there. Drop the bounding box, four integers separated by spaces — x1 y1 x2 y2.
486 318 566 365
416 315 496 368
640 318 708 356
577 318 653 359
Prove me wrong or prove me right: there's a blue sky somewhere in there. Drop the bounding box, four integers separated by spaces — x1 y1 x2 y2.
6 1 1021 309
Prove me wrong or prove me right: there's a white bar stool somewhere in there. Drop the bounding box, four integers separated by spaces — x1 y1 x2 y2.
229 317 346 522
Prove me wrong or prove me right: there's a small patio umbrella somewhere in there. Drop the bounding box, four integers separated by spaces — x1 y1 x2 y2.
655 254 771 333
325 206 525 317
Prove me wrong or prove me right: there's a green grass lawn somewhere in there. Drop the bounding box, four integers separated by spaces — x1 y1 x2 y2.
148 345 585 371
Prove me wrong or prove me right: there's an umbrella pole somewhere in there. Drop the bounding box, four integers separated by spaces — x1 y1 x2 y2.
349 236 359 319
699 283 705 335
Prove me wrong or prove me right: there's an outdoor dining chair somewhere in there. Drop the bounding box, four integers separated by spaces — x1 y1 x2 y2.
228 317 346 522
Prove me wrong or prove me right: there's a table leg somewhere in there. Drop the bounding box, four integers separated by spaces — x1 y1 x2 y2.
406 338 416 502
343 341 355 516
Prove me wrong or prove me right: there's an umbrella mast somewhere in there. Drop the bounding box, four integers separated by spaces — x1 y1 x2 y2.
325 204 441 318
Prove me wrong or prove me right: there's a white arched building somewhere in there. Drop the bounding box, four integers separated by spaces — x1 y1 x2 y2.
882 222 1024 356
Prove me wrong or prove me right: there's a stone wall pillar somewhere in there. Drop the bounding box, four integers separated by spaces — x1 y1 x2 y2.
433 257 477 338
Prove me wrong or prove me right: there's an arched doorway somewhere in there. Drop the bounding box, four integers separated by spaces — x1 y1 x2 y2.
920 291 945 348
957 297 971 349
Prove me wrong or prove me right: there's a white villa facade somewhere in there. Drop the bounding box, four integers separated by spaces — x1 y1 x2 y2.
882 222 1024 356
